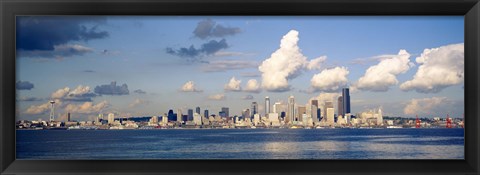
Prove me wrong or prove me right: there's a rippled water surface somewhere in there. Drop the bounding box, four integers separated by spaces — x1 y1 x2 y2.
16 128 464 159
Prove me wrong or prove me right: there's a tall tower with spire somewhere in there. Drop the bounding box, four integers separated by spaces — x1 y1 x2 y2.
49 100 56 122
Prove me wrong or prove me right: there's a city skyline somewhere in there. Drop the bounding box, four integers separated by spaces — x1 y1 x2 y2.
15 16 464 121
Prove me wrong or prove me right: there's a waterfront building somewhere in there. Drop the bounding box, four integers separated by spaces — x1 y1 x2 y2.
193 113 202 125
254 114 260 126
311 100 319 122
196 107 201 115
265 96 270 115
297 106 306 122
324 101 333 121
204 109 209 118
108 113 115 124
338 96 343 117
342 88 351 115
327 108 335 126
287 95 295 123
177 109 182 123
188 109 194 121
251 102 258 117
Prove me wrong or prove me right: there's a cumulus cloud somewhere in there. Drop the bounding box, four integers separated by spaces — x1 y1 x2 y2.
129 98 151 108
193 19 241 39
166 39 229 60
16 81 34 90
244 79 261 93
16 16 108 51
306 56 327 70
201 60 258 72
24 99 62 115
311 67 349 92
133 89 147 94
51 85 97 102
355 50 412 92
224 77 242 91
64 101 109 114
208 93 226 100
242 95 254 100
17 44 94 59
403 97 447 115
258 30 309 92
94 81 129 95
400 43 464 93
180 81 202 92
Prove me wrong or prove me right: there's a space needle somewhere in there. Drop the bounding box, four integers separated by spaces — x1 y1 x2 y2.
49 100 55 122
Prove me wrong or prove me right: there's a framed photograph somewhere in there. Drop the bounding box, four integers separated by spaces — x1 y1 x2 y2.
1 0 479 175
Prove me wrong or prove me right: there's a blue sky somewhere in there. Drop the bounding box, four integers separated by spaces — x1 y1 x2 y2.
15 16 464 121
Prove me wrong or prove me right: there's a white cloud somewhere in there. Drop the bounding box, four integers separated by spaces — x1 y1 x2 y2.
306 56 327 70
400 43 464 93
201 60 258 72
258 30 308 92
224 77 242 91
180 81 202 92
244 79 261 93
64 101 109 114
129 98 151 108
51 87 70 99
50 85 97 101
208 93 225 100
403 97 447 115
355 50 412 92
310 67 349 92
24 99 62 115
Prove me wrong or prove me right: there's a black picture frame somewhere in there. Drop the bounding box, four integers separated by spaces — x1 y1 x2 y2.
1 0 479 174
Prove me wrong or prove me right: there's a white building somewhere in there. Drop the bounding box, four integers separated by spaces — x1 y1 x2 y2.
107 113 115 124
327 108 335 126
254 114 260 126
193 113 202 125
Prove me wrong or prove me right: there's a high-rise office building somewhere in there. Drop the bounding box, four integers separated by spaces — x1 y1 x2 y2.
273 102 282 114
204 109 209 118
108 113 115 124
168 109 174 121
188 109 194 121
287 95 295 123
177 109 182 122
265 96 270 115
221 107 229 118
311 100 319 122
324 101 333 119
242 108 250 118
67 112 71 122
338 96 344 117
251 102 258 117
297 106 306 122
196 107 201 115
342 88 350 115
327 108 335 126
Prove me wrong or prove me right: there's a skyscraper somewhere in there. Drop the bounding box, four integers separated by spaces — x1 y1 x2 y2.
196 107 201 115
311 100 319 122
265 96 270 115
342 88 350 115
67 112 71 122
204 109 209 118
251 102 258 117
177 109 182 122
288 95 295 123
108 113 115 124
324 101 333 121
188 109 194 121
221 107 229 118
297 106 306 122
338 96 344 117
